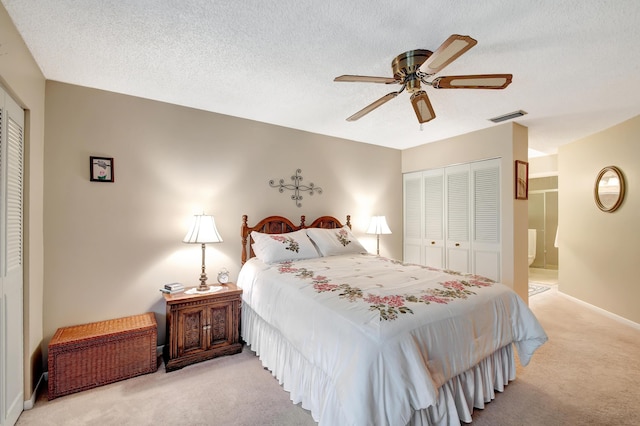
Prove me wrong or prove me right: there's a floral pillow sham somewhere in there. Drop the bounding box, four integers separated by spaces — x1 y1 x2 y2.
251 229 320 263
306 226 367 257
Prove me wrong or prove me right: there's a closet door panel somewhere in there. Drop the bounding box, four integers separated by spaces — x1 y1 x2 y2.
445 165 470 273
0 88 25 426
446 168 469 242
471 159 501 281
403 172 423 264
448 247 470 273
423 170 444 268
473 162 500 244
473 250 500 282
404 245 422 265
425 243 444 269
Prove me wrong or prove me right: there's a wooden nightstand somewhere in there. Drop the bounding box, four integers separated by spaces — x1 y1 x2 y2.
163 283 242 372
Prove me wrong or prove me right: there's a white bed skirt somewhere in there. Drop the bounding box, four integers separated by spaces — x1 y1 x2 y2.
242 305 517 426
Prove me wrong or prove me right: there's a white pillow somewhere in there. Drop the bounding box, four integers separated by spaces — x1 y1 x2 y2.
251 229 320 263
306 226 367 256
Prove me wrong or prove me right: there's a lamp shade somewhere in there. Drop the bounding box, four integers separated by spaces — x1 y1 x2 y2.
366 216 392 235
183 214 223 244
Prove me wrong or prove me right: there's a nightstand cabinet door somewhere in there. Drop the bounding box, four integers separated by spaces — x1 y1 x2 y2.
208 302 238 348
177 307 208 356
164 284 243 372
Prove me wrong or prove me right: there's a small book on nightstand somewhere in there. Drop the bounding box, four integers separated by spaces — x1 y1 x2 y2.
160 283 185 294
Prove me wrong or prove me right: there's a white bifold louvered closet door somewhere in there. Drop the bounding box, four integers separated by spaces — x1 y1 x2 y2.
403 158 501 281
445 164 471 273
403 172 423 265
0 87 25 426
471 160 501 281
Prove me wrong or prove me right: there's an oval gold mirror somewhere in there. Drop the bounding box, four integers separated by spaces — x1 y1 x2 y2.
594 166 625 212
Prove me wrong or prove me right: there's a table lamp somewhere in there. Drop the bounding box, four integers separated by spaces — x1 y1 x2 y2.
366 216 391 255
183 214 223 291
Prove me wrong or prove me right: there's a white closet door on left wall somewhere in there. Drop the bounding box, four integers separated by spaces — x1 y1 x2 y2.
0 87 25 426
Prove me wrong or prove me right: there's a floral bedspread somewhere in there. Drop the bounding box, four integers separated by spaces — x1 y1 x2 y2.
278 257 494 321
238 254 547 425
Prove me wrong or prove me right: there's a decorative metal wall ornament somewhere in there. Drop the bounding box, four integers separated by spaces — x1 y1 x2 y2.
269 169 323 207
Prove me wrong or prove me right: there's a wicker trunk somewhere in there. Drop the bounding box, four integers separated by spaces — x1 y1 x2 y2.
48 312 158 399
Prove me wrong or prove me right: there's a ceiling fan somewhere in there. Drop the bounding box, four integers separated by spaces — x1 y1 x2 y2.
334 34 512 124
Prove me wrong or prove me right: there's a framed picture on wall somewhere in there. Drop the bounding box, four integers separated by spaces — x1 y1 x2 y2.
90 156 114 182
515 160 528 200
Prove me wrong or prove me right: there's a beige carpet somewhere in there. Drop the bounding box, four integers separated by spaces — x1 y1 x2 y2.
472 288 640 425
18 288 640 425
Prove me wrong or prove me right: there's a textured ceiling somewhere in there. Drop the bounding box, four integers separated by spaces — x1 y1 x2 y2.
3 0 640 156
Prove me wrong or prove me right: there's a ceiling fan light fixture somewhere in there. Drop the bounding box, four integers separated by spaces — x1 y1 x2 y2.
488 110 527 123
410 91 435 123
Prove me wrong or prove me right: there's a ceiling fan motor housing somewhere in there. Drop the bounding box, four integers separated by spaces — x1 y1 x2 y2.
392 49 432 92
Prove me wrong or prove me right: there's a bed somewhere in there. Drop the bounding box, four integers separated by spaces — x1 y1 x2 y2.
238 214 547 425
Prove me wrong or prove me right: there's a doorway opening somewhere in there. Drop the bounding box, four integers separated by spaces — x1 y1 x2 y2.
528 176 558 286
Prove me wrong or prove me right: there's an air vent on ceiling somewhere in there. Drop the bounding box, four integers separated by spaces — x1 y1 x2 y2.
488 110 527 123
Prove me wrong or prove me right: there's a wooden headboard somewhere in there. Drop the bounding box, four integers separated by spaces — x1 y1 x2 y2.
241 214 351 264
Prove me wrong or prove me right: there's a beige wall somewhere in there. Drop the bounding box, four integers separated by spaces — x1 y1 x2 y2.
401 123 529 301
43 81 403 352
0 4 46 403
559 115 640 324
529 154 558 177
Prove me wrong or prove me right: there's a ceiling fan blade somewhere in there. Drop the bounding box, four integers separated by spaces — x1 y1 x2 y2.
335 75 398 84
419 34 478 76
346 92 399 121
432 74 513 89
410 91 436 123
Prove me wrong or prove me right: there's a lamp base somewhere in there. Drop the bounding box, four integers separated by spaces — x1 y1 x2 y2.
197 272 209 292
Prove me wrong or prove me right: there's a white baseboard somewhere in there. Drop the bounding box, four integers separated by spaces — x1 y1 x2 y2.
558 291 640 330
23 372 46 410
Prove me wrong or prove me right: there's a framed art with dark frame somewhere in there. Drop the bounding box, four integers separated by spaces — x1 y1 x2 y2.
90 156 114 182
515 160 528 200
